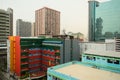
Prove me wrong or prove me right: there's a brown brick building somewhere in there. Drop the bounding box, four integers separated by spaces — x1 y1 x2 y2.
35 7 60 36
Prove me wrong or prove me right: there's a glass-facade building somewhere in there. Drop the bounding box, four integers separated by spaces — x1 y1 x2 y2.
89 0 120 41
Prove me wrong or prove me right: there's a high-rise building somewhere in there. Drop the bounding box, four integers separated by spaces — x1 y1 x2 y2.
88 0 99 41
16 19 32 37
31 22 35 37
89 0 120 41
35 7 60 36
7 8 13 36
0 8 13 46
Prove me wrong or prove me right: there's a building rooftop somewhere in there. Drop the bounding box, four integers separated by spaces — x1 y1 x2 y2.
55 64 120 80
84 50 120 58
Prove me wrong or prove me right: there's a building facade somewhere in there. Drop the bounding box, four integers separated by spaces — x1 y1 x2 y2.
7 8 13 36
35 7 60 36
88 0 99 41
0 8 13 71
31 22 35 37
89 0 120 41
115 38 120 52
0 8 13 46
16 19 32 37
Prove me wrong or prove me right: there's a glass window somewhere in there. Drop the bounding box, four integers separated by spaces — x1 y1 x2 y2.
107 59 113 63
114 60 119 64
95 0 120 41
89 0 120 41
86 56 96 61
53 76 61 80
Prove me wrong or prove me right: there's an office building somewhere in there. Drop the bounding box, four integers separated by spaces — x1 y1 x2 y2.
0 8 13 47
89 0 120 41
88 0 99 41
7 8 13 36
0 8 13 71
16 19 32 37
35 7 60 36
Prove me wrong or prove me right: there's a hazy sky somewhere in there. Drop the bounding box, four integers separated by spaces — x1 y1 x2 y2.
1 0 89 36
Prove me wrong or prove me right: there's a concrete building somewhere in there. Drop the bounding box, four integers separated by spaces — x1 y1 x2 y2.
115 38 120 52
0 8 13 71
7 8 13 36
16 19 32 37
80 42 115 54
31 22 35 37
0 8 13 46
35 7 60 36
67 32 84 41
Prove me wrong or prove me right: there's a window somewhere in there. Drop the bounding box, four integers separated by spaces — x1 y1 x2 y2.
102 58 106 60
97 57 100 59
53 76 57 80
86 56 90 60
49 75 51 77
53 76 60 80
93 57 96 60
107 59 113 63
114 60 119 64
86 56 96 61
95 0 120 41
52 76 63 80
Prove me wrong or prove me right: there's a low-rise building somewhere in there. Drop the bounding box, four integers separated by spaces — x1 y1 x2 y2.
47 50 120 80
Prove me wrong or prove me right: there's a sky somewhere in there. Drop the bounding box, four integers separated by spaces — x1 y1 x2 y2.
0 0 94 37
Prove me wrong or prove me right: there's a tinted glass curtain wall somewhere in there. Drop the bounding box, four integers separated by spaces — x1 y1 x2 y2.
95 0 120 41
89 0 120 41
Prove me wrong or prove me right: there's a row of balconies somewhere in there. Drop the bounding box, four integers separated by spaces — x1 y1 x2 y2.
0 34 9 36
0 36 8 38
116 38 120 40
0 13 9 17
0 34 9 37
0 20 9 24
115 38 120 39
0 25 10 27
0 32 9 36
0 23 10 26
0 28 9 31
0 39 7 42
0 17 10 21
0 29 9 33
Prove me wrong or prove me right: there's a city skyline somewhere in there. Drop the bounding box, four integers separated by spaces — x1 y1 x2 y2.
0 0 89 37
0 0 108 37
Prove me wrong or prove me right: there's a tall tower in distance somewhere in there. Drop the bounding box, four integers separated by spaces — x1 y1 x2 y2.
0 8 13 46
31 22 35 37
7 8 13 36
16 19 32 37
88 0 99 41
35 7 60 36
